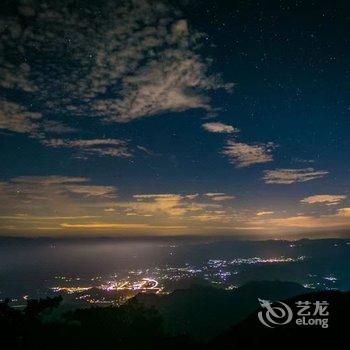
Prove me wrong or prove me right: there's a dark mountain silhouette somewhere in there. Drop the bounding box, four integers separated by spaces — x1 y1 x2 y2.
209 289 350 350
133 280 308 340
0 296 199 350
2 282 347 350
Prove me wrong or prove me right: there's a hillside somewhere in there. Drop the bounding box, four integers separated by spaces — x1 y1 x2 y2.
209 289 350 350
134 280 308 340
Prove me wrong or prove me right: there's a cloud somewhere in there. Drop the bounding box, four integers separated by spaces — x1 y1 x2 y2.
0 179 234 232
292 158 315 164
205 193 235 201
133 194 186 199
137 145 157 156
41 138 131 158
256 211 274 216
222 140 275 167
249 208 350 229
0 63 37 92
189 211 230 222
301 195 347 205
338 207 350 217
0 100 41 136
41 121 77 134
1 174 348 234
93 52 232 123
0 215 100 220
63 185 117 197
11 176 87 185
202 122 238 134
60 223 186 230
6 176 117 198
0 176 118 225
2 176 116 196
104 208 116 212
259 215 345 228
263 168 329 184
0 0 232 128
129 193 219 217
0 100 76 138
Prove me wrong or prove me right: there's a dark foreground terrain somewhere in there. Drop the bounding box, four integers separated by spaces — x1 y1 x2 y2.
1 281 348 350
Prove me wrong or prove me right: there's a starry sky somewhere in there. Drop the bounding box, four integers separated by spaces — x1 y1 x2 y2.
0 0 349 238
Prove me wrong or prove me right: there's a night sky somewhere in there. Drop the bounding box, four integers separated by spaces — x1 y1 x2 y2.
0 0 349 237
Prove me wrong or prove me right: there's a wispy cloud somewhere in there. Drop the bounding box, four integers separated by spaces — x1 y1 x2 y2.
0 100 41 136
337 207 350 217
0 100 75 138
1 174 348 234
202 122 238 134
41 138 131 158
129 193 218 217
292 158 315 164
205 193 235 201
256 211 274 216
0 176 118 222
0 0 232 129
0 215 100 221
89 12 233 122
301 195 346 205
60 223 186 230
256 215 346 229
263 168 329 184
7 176 117 198
41 121 77 134
137 145 157 156
0 178 239 233
222 140 275 167
0 63 37 92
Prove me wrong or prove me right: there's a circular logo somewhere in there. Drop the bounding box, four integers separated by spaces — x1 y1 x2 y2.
258 298 293 328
